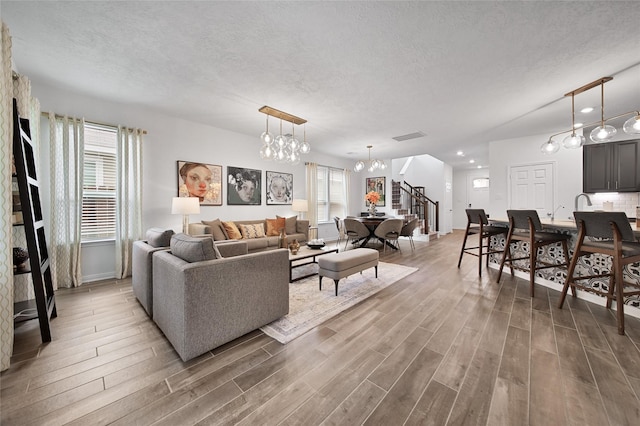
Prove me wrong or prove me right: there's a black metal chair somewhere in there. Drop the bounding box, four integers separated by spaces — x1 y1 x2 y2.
558 211 640 335
457 209 508 277
497 209 570 296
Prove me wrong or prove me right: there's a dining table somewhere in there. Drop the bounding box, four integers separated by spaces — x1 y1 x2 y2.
353 216 403 250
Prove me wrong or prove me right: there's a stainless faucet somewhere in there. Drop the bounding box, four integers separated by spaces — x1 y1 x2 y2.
574 193 593 212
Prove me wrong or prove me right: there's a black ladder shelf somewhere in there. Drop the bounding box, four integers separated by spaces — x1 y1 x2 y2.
12 98 57 342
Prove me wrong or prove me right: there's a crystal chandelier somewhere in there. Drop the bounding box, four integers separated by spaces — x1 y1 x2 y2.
541 77 640 155
353 145 387 172
259 106 310 164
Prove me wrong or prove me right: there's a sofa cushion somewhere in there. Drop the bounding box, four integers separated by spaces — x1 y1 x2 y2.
146 228 175 248
170 233 222 262
239 223 266 239
222 221 242 239
276 215 297 235
266 217 286 236
202 218 228 241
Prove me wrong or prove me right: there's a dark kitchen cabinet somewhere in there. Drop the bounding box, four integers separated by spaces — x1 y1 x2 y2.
583 139 640 193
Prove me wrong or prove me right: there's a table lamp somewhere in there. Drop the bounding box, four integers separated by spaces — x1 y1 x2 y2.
171 197 200 234
292 199 308 219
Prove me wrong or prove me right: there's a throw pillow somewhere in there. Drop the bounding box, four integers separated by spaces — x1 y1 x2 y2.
265 217 286 236
222 221 242 239
276 215 297 235
146 228 174 248
170 233 222 262
201 218 228 241
239 223 266 239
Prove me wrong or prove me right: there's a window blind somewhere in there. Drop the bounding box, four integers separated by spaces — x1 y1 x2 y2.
82 124 117 241
317 166 346 223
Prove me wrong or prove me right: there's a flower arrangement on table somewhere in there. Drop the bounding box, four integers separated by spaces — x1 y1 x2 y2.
365 191 381 216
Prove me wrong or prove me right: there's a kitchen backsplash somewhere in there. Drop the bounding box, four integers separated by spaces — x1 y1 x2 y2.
589 192 640 218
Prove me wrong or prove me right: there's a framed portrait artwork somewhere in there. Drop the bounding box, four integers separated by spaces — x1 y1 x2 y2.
365 176 386 206
266 171 293 205
227 166 262 205
177 161 222 205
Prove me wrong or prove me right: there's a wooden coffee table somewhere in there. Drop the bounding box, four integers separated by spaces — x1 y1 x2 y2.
289 245 339 283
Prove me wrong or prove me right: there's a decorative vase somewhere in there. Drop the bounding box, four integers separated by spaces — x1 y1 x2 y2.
289 239 300 255
13 247 29 271
279 228 287 249
368 202 377 216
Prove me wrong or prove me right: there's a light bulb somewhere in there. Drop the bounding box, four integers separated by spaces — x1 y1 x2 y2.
623 115 640 134
540 138 560 155
299 141 311 154
379 161 387 170
289 137 300 152
354 160 365 172
260 144 275 160
260 131 273 145
562 133 585 149
289 150 300 165
371 159 381 170
274 134 287 149
590 124 617 142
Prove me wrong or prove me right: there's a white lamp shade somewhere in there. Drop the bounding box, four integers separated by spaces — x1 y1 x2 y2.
292 199 308 212
171 197 200 215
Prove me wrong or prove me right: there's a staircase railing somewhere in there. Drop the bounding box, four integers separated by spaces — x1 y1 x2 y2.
398 181 439 233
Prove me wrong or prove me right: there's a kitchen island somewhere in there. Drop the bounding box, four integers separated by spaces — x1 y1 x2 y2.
488 217 640 316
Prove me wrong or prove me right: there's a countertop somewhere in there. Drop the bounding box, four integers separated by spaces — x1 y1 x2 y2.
490 217 640 236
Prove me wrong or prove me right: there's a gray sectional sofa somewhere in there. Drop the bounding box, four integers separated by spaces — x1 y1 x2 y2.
151 234 289 362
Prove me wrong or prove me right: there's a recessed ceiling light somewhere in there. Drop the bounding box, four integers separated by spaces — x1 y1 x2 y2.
574 122 583 129
477 165 482 169
580 107 594 114
469 159 475 164
456 151 464 156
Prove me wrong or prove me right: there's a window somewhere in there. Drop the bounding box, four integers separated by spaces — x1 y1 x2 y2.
472 177 490 189
317 166 346 222
82 124 117 241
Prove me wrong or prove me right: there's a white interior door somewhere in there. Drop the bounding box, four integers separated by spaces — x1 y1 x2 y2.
466 173 490 210
509 162 554 216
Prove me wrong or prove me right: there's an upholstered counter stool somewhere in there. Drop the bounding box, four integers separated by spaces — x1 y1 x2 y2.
497 209 571 297
457 209 508 277
558 211 640 335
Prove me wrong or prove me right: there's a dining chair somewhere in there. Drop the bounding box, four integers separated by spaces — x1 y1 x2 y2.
333 216 343 246
497 209 571 297
400 218 420 250
558 211 640 335
457 209 508 277
343 218 369 251
374 218 404 252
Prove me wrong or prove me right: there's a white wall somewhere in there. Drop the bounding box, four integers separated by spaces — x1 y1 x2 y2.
489 132 583 221
31 81 354 282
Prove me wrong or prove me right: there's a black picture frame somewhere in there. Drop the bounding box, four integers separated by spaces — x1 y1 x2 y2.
227 166 262 205
266 171 293 205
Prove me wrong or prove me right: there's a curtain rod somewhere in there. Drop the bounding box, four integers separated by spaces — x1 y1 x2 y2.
41 111 148 135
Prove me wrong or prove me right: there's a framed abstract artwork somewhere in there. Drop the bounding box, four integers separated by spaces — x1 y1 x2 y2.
266 171 293 205
177 161 222 205
227 166 262 205
366 176 386 206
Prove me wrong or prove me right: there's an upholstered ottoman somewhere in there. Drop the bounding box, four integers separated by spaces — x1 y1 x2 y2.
318 248 379 296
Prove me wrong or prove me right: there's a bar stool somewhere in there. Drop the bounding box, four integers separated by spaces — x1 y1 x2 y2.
457 209 508 277
497 209 571 297
558 211 640 335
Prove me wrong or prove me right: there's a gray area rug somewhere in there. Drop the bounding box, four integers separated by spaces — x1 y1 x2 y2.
260 261 418 344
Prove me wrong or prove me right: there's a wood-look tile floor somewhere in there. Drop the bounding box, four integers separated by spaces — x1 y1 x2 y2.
2 231 640 425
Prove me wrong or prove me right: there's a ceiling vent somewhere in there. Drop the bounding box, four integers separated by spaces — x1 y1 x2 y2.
392 131 426 142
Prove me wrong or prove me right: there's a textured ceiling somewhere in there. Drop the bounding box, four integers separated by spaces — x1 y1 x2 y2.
3 1 640 170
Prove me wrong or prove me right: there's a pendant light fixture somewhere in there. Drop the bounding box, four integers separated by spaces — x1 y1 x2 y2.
589 80 617 142
354 145 387 172
258 106 310 164
562 92 585 149
541 76 640 155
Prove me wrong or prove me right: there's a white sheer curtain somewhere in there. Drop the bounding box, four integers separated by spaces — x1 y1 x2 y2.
49 113 84 289
115 127 143 279
305 162 318 227
343 168 351 217
0 21 14 372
